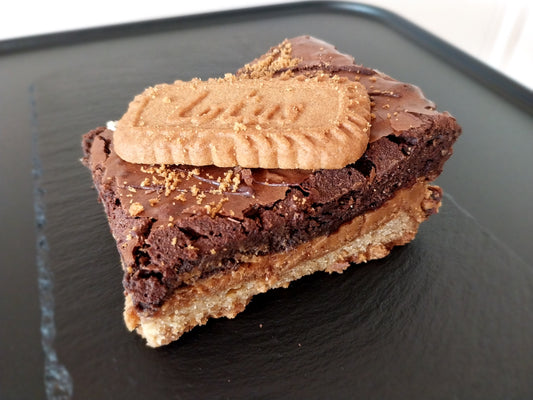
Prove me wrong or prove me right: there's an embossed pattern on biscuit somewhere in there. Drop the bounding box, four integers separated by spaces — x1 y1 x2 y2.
113 75 371 169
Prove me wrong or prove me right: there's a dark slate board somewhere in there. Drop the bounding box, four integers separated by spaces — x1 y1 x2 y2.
1 2 532 399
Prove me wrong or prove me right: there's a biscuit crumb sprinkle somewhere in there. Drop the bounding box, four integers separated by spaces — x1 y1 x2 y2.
140 177 150 187
140 164 184 196
233 122 247 132
239 39 300 79
174 192 187 202
129 202 144 216
205 197 229 218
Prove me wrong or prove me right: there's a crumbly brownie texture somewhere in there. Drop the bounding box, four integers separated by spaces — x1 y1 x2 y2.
82 36 461 346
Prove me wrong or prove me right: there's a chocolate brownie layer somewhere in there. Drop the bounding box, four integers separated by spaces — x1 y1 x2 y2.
82 36 460 318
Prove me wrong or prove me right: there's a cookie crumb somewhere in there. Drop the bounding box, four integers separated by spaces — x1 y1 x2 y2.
205 197 229 218
239 39 300 79
174 192 187 202
190 185 200 197
140 177 150 187
129 202 144 216
233 122 247 132
196 192 207 204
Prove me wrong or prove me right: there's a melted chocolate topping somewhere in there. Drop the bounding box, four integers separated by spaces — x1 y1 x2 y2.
94 129 311 223
282 36 441 141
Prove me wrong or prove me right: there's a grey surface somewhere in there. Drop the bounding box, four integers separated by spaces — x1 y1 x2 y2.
1 3 532 399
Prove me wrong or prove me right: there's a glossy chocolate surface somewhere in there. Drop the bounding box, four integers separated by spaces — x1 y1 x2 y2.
288 36 442 141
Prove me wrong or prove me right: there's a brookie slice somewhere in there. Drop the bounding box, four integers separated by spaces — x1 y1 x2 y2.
82 35 461 347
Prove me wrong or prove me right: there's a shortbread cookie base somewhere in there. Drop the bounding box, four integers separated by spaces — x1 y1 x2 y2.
124 181 441 347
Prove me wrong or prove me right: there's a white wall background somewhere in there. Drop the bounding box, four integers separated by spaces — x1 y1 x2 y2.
2 0 532 89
